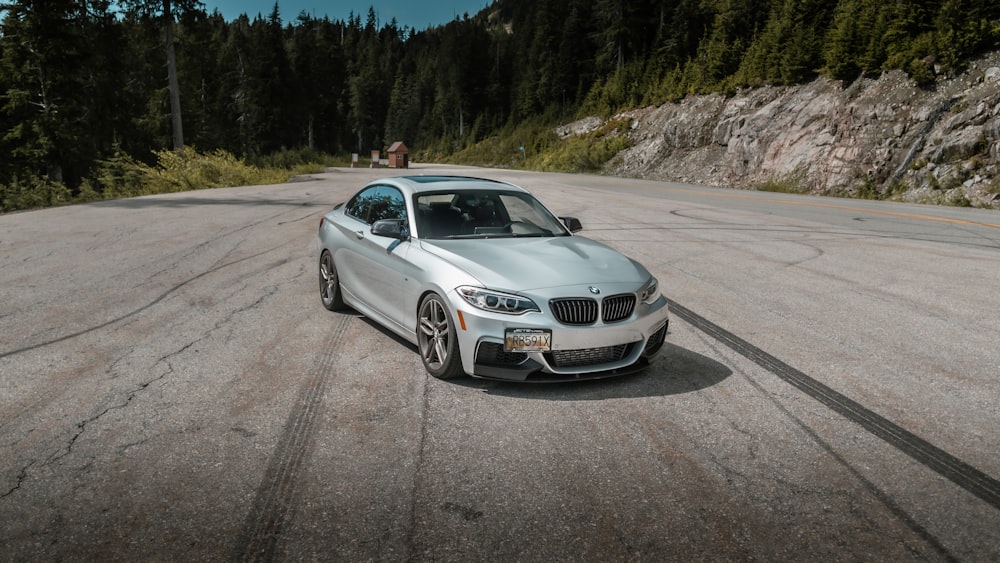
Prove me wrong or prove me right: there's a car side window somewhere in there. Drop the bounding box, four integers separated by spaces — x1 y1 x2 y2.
369 186 407 223
345 187 376 223
345 186 407 225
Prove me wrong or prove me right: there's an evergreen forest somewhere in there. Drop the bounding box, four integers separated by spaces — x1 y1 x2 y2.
1 0 998 212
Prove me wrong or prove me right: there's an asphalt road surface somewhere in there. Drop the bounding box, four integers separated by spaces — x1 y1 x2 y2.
2 165 998 561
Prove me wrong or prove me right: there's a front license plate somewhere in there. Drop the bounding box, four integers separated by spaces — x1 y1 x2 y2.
505 328 552 352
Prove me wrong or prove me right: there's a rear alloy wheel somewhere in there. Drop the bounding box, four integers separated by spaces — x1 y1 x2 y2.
319 250 344 311
417 293 464 379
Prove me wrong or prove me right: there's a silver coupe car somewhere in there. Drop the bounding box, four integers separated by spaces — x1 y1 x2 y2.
317 175 669 382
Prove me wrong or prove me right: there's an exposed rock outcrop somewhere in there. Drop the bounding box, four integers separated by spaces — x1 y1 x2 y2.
598 52 1000 208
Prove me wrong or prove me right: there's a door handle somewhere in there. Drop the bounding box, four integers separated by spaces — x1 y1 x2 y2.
354 230 365 239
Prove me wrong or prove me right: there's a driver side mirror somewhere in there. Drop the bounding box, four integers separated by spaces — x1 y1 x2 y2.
371 218 410 240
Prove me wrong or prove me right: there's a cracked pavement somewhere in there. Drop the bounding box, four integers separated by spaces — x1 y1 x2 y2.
1 167 998 560
0 180 344 557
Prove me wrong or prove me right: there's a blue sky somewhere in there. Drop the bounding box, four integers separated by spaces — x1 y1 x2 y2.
204 1 491 31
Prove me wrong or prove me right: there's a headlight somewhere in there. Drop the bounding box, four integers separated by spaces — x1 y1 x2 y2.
640 277 660 304
457 286 540 315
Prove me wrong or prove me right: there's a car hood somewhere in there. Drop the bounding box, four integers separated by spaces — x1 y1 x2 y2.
419 236 650 292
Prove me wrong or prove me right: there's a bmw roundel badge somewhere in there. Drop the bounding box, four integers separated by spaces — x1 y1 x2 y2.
588 286 601 295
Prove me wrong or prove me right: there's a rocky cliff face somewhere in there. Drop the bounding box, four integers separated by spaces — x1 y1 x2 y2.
596 52 1000 208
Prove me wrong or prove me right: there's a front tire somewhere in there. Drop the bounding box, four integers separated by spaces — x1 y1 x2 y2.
319 250 345 311
417 293 464 379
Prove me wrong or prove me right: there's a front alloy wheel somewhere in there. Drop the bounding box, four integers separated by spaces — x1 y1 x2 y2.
319 250 344 311
417 294 464 379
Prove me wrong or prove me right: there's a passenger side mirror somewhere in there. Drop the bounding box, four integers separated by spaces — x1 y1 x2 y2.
560 216 583 233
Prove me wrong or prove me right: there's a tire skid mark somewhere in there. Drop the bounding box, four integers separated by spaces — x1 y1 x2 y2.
277 210 325 226
0 243 292 361
2 200 315 360
667 298 1000 511
403 358 431 561
690 331 958 560
234 313 351 562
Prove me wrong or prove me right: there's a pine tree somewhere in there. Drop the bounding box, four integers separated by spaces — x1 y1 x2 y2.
823 0 862 81
0 0 90 186
121 0 202 150
289 14 349 153
935 0 1000 71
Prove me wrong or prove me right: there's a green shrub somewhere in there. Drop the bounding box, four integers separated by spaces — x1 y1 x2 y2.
926 171 941 190
945 190 972 207
0 147 338 214
755 170 809 194
250 146 340 169
853 175 881 200
446 115 634 174
139 147 290 194
526 118 633 173
92 149 148 199
0 175 73 213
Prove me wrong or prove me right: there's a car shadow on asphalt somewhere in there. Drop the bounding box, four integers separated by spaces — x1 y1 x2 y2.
353 316 731 400
461 343 732 400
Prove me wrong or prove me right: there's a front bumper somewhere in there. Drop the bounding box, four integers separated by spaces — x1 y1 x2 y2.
452 293 670 382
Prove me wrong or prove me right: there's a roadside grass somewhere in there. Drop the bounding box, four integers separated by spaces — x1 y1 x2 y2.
753 170 810 194
1 147 340 213
532 118 633 173
442 115 633 174
436 115 560 169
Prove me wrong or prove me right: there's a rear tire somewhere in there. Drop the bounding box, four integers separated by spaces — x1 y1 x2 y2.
417 293 464 379
319 250 345 311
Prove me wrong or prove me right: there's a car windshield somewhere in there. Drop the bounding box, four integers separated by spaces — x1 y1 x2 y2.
414 190 570 239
